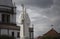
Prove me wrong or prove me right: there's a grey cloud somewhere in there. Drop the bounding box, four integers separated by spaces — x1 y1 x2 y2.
14 0 53 8
41 0 60 27
32 0 60 37
43 0 60 17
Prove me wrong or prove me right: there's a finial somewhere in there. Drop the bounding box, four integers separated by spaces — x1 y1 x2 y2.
13 2 16 8
25 8 26 13
21 4 25 14
21 4 24 9
51 25 54 27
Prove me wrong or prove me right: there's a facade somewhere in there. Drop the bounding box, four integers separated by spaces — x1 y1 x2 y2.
36 28 60 39
0 0 20 39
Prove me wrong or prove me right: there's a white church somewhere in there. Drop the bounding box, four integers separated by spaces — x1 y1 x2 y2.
0 0 34 39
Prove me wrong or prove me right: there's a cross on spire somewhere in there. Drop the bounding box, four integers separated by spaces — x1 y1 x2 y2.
51 24 54 28
51 25 54 27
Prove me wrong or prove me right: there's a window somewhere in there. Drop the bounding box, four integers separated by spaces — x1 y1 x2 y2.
12 32 14 37
17 32 20 38
2 14 10 23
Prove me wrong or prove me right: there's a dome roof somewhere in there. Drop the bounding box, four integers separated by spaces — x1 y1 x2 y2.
0 0 15 14
0 0 13 7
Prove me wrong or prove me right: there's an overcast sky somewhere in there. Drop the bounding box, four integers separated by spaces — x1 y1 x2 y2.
13 0 60 37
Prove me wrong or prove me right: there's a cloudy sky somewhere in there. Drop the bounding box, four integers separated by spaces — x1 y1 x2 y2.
13 0 60 37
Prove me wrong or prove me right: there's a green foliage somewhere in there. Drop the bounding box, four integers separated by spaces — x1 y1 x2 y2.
0 35 16 39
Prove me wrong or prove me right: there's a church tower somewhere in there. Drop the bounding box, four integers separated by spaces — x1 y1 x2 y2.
20 4 31 39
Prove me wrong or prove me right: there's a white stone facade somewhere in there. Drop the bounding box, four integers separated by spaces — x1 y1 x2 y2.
0 29 20 39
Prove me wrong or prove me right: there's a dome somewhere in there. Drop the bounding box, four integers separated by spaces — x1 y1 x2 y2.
0 0 15 14
0 0 13 6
